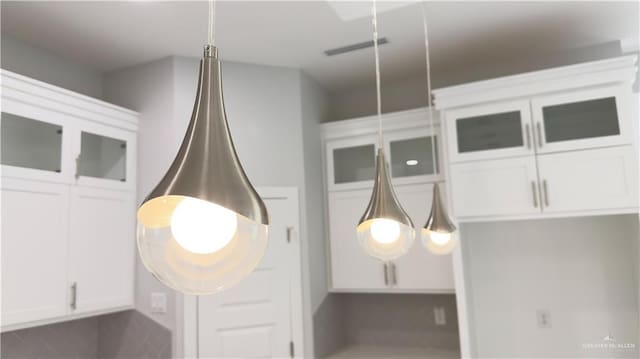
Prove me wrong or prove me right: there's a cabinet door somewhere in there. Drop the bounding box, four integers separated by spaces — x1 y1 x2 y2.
536 146 638 213
328 190 389 290
393 184 454 292
531 86 632 154
326 136 377 191
446 100 534 163
1 110 71 184
74 122 136 190
68 186 135 314
385 127 443 186
450 157 541 219
1 178 70 328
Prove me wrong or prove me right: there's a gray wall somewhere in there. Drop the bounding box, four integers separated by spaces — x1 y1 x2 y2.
461 215 639 358
330 41 631 121
104 56 335 358
1 33 103 99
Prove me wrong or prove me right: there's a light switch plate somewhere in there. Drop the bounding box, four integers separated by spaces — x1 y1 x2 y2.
151 292 167 314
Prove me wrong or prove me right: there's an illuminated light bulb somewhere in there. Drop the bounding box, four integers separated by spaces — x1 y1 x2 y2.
370 218 401 244
421 228 458 255
429 231 452 246
170 198 237 254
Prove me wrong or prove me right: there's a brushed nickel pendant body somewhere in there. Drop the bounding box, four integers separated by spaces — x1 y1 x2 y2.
137 46 269 295
356 0 415 262
357 149 415 261
421 183 458 255
420 2 458 255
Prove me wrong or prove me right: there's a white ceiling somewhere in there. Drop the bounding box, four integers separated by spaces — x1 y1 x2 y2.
1 1 638 92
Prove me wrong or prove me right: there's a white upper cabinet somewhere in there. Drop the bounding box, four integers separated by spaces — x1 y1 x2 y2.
393 183 454 292
435 55 638 221
536 146 638 213
1 178 70 327
450 157 541 219
531 85 633 153
1 70 139 331
323 109 454 293
445 100 533 163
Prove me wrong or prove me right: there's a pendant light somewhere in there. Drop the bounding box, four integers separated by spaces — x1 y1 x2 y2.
136 0 269 295
420 1 458 255
357 0 416 262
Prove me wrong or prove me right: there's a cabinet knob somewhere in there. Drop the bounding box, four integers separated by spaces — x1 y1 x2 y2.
531 181 539 208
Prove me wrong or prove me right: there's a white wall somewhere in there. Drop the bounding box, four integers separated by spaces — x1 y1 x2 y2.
461 215 639 358
1 33 103 99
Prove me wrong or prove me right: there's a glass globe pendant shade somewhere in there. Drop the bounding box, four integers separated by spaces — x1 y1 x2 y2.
422 183 457 255
137 45 269 295
357 149 415 261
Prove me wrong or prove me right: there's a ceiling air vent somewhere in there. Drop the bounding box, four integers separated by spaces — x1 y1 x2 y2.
324 38 389 56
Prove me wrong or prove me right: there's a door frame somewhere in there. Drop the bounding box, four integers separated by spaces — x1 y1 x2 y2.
181 186 305 358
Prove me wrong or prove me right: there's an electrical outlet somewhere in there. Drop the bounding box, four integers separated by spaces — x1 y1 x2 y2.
537 310 551 328
151 292 167 314
434 306 446 326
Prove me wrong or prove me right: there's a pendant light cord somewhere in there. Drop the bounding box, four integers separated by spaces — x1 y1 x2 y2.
421 2 437 175
372 0 383 148
208 0 216 46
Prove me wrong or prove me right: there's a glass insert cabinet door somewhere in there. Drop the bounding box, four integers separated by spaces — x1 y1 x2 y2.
1 112 64 174
74 124 135 188
446 100 534 163
78 132 127 182
327 136 377 190
387 133 441 183
531 86 631 153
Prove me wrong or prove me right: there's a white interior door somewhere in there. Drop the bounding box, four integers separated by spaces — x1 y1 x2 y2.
187 189 304 358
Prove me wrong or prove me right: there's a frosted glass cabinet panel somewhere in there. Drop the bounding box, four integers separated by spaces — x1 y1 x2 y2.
332 144 376 185
531 86 632 153
389 136 438 178
78 132 127 182
542 97 620 143
1 112 62 173
446 100 533 163
456 111 523 153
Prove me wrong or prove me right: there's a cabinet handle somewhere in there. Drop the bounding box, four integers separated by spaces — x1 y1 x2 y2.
536 123 543 148
542 180 549 207
391 263 397 285
531 181 538 208
75 155 81 179
70 282 77 310
383 263 389 286
524 124 531 150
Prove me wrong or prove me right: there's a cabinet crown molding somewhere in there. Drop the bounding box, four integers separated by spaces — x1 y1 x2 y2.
1 69 139 131
433 55 638 110
323 107 439 140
